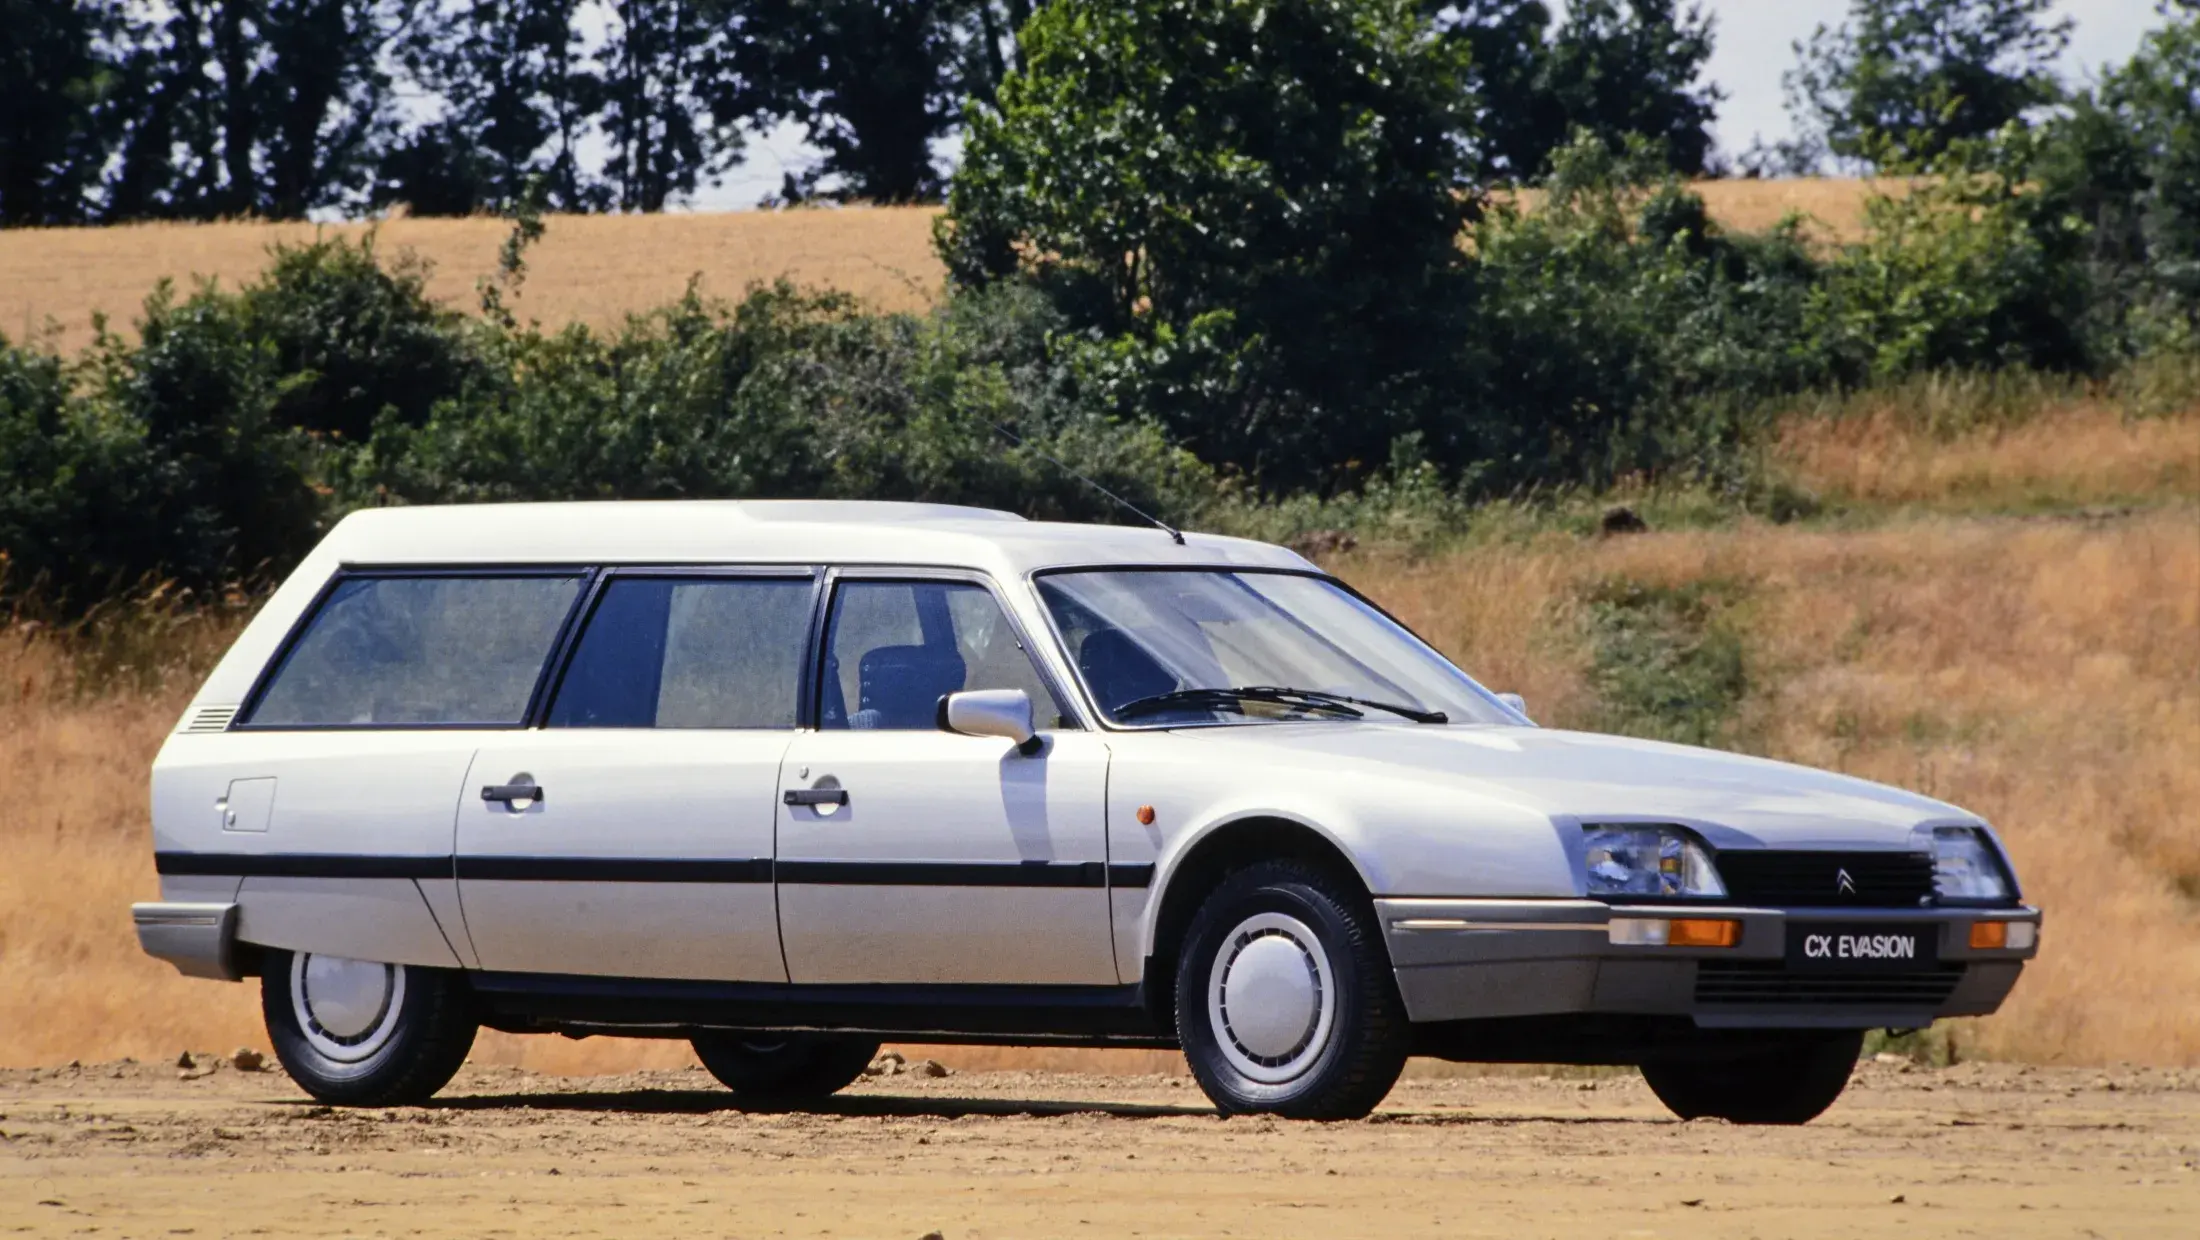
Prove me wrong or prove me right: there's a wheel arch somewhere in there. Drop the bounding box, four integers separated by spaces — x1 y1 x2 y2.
1138 814 1376 1025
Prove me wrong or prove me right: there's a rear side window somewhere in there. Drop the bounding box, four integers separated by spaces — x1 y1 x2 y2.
547 576 814 729
247 574 585 726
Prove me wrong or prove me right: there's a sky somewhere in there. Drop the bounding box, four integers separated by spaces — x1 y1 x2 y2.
687 0 2172 210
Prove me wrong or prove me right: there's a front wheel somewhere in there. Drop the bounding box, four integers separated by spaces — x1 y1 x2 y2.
1640 1029 1864 1124
1175 860 1409 1120
261 950 477 1106
690 1033 881 1104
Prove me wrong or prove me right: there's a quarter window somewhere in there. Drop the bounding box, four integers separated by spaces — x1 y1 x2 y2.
547 577 813 729
821 580 1067 730
248 574 584 726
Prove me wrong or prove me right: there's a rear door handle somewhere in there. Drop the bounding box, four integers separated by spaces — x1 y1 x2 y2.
783 788 849 807
482 783 544 805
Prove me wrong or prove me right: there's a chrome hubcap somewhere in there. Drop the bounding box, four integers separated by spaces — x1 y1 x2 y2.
1207 912 1335 1085
291 954 405 1064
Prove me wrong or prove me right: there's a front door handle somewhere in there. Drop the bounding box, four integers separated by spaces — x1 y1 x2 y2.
482 783 544 805
783 788 849 807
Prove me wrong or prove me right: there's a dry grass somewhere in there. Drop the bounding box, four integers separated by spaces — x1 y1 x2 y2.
1777 400 2200 510
0 180 1884 356
1349 506 2200 1066
4 401 2194 1073
0 208 946 355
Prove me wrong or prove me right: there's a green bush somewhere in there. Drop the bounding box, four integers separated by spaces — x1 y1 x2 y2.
1455 137 1830 492
2036 13 2200 354
0 336 153 605
1811 146 2093 379
238 236 482 443
350 280 1214 524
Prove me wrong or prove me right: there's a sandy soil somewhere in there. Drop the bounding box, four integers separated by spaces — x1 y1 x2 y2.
3 1057 2194 1238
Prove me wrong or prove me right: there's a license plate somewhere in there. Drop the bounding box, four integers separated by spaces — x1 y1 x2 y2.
1786 923 1938 972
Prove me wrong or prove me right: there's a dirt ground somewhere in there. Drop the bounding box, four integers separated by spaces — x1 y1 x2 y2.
2 1057 2194 1238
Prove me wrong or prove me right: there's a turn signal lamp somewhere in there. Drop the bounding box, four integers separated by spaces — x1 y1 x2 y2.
1668 918 1741 948
1607 917 1739 947
1969 921 2034 950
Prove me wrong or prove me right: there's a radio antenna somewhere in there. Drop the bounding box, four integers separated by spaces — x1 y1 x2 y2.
991 422 1186 545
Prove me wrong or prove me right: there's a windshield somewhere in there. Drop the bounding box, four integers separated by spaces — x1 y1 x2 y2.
1035 570 1522 727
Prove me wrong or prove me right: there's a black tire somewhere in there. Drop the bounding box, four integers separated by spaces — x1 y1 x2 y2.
261 949 477 1107
1174 859 1409 1120
1640 1030 1864 1124
690 1033 881 1104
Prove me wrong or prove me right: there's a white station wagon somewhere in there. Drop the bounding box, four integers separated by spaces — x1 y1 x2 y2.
137 501 2039 1122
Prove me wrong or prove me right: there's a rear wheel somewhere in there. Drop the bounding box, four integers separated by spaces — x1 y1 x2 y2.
1174 860 1409 1120
690 1033 880 1103
261 950 477 1106
1640 1030 1864 1124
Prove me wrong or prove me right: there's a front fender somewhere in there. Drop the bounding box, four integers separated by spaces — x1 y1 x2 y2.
1104 744 1574 971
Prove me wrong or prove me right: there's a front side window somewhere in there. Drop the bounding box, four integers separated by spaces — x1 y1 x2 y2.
248 574 585 726
1037 570 1518 727
547 576 813 729
821 580 1068 730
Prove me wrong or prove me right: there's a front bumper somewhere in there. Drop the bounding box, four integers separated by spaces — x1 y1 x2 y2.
1379 898 2040 1030
132 902 245 981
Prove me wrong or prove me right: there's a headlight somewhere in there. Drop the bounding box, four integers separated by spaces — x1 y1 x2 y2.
1582 825 1726 899
1933 826 2015 904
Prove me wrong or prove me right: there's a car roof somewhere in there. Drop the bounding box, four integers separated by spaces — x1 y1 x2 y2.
315 500 1314 577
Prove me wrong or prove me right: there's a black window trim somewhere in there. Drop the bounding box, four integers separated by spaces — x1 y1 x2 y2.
810 566 1090 734
529 565 826 732
235 565 599 732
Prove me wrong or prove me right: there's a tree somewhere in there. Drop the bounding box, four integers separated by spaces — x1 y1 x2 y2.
942 0 1481 487
377 0 604 214
598 0 743 211
2035 6 2200 338
1787 0 2073 170
730 2 1031 204
1429 1 1722 179
101 0 421 220
0 0 130 226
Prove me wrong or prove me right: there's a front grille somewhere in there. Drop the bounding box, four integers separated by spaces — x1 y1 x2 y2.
1717 850 1937 908
1696 962 1966 1006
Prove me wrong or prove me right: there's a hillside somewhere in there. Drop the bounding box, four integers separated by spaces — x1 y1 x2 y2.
0 179 1884 355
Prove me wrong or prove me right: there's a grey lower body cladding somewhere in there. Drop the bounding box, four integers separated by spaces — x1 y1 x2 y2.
1377 896 2037 1033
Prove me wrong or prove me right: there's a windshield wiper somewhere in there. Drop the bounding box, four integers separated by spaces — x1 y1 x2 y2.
1113 685 1447 725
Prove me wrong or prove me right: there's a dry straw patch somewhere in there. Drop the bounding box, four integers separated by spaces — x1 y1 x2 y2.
0 209 946 355
1779 401 2200 509
0 180 1883 356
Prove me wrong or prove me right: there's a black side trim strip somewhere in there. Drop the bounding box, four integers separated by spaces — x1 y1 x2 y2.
456 857 773 883
156 853 1136 887
155 852 451 880
774 860 1109 888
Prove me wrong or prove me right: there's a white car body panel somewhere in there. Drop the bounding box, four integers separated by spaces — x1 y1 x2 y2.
776 730 1116 984
154 730 480 968
456 731 791 980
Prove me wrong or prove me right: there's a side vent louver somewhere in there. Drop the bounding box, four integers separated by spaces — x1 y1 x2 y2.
183 705 239 734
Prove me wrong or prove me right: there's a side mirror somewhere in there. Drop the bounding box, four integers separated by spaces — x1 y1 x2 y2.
1496 692 1531 722
939 689 1044 755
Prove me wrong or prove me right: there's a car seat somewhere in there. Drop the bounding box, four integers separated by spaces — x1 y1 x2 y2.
1076 629 1180 716
852 644 969 729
